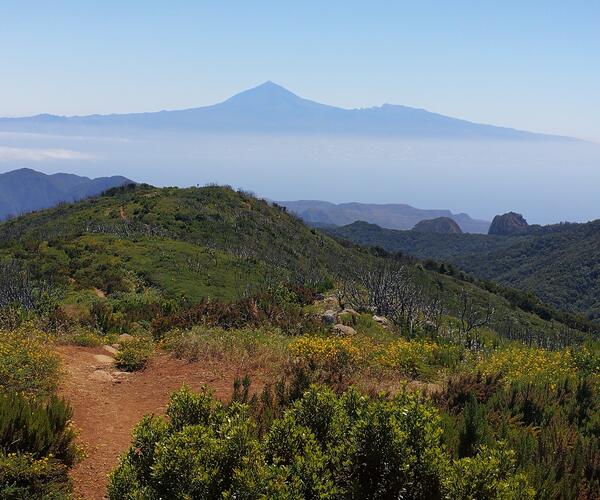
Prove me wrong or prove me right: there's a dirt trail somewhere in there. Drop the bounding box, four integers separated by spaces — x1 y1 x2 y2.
57 346 262 499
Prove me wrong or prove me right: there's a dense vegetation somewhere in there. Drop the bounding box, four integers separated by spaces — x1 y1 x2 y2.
0 329 77 498
108 385 534 499
330 219 600 320
0 184 598 498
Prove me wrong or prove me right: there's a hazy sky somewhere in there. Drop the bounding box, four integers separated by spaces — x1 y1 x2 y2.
1 1 599 142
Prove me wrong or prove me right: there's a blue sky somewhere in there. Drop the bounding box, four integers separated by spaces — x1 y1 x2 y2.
1 1 599 141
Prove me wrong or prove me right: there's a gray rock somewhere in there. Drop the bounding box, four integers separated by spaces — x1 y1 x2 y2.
93 354 115 365
332 324 357 336
321 310 337 325
89 369 114 382
373 315 391 327
103 345 118 355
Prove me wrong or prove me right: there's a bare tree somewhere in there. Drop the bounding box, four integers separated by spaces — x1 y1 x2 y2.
457 288 495 349
0 260 48 310
422 294 446 334
338 261 428 335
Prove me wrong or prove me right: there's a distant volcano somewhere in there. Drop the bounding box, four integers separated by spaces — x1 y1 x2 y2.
0 81 579 141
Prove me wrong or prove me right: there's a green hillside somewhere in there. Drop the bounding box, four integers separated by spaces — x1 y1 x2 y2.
1 184 598 498
330 220 600 320
0 184 593 347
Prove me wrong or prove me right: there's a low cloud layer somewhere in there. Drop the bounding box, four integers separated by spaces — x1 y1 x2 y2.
0 146 95 161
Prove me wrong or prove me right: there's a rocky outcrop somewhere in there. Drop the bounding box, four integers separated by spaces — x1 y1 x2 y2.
488 212 529 236
412 217 462 234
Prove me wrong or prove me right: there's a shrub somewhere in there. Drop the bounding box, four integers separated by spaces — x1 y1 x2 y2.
478 345 576 386
0 393 77 465
381 338 441 379
61 329 104 347
115 337 153 371
0 327 60 396
444 445 535 499
151 291 320 337
0 392 78 498
0 452 70 499
108 385 532 499
289 335 363 382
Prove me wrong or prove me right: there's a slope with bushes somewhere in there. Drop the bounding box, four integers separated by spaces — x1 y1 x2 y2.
330 219 600 320
1 183 598 498
0 184 589 345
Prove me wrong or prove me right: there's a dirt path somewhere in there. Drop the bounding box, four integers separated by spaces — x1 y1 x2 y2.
57 346 264 499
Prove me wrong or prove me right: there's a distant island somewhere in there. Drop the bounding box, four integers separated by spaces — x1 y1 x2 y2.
0 168 133 220
0 82 579 142
278 199 490 234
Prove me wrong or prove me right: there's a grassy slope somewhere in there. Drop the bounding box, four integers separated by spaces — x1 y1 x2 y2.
0 184 587 340
331 220 600 320
0 185 364 299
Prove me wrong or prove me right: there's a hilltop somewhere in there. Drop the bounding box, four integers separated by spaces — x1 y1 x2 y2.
413 217 463 234
1 184 598 499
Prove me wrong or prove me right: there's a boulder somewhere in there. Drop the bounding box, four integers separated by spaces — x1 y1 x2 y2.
340 308 359 317
89 369 114 383
373 315 391 327
93 354 114 365
332 324 357 336
103 345 118 355
323 295 340 310
321 310 337 325
117 333 134 343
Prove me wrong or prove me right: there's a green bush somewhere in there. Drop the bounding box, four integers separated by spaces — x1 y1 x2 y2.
444 445 534 499
0 392 77 498
115 337 153 371
108 385 532 499
0 452 70 499
64 329 103 347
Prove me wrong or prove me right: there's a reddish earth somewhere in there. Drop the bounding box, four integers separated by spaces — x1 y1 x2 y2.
57 346 266 499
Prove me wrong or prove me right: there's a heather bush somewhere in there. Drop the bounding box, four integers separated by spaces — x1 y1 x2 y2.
0 393 77 498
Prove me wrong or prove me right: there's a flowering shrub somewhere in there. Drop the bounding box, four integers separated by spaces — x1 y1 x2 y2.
0 327 60 396
381 338 441 378
289 335 363 379
478 345 576 386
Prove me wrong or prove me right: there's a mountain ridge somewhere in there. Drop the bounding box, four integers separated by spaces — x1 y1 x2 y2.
279 199 490 233
0 167 133 220
0 82 580 141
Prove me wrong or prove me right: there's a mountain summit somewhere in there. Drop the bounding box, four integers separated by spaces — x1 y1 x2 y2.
220 81 312 108
0 82 577 141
